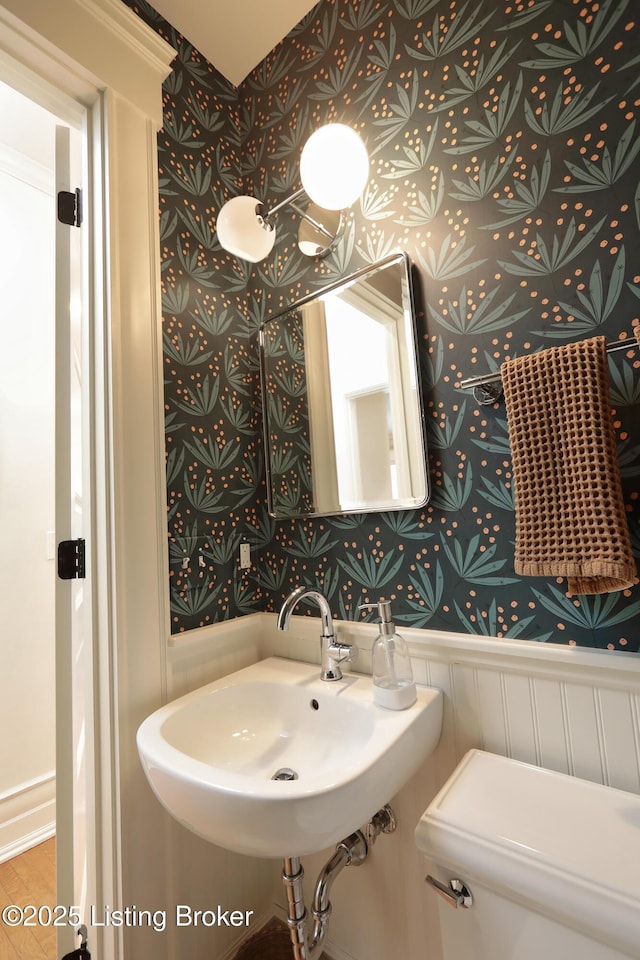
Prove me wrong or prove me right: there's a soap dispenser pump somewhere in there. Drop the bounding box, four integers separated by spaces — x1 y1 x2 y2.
359 599 417 710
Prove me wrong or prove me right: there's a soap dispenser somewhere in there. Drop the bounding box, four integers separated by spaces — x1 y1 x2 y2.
359 600 416 710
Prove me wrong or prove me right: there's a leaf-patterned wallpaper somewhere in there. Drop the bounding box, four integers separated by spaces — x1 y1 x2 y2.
127 0 640 650
261 311 315 516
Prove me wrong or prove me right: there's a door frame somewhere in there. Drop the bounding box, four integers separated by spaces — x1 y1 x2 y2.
55 117 94 954
0 2 175 957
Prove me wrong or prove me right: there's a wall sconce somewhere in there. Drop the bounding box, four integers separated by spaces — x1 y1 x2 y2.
216 123 369 262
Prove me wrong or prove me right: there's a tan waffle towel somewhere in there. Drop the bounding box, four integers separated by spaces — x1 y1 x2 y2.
501 336 636 595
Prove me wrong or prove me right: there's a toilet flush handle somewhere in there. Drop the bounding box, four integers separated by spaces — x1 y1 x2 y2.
425 875 473 909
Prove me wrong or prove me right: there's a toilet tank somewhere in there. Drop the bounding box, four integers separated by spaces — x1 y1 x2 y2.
415 750 640 960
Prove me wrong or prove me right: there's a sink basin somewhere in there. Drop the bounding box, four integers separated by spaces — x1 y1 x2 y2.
137 657 442 858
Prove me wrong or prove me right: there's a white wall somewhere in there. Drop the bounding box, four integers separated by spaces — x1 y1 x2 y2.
0 84 57 860
168 613 640 960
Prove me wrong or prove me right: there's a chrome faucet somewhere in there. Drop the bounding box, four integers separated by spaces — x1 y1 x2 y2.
277 586 357 681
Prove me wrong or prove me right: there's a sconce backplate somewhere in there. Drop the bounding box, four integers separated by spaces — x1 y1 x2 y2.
297 202 345 258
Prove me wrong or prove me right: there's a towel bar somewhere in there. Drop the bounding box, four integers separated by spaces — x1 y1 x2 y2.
459 337 638 405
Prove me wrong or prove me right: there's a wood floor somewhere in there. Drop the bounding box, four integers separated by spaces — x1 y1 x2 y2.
0 839 56 960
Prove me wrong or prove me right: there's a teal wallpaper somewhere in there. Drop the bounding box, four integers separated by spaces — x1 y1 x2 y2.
261 309 315 517
129 0 640 649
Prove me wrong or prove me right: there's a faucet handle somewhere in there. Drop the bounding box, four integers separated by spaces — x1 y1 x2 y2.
328 640 358 665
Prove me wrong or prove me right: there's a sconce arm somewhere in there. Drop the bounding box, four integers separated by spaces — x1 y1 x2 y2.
261 186 306 220
258 187 343 253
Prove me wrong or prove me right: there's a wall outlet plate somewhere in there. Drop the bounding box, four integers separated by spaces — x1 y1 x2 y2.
239 542 251 569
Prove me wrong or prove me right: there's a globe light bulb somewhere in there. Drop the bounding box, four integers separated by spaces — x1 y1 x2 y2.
300 124 369 211
216 195 276 262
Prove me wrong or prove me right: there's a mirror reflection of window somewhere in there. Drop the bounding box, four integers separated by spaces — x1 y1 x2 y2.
321 288 396 508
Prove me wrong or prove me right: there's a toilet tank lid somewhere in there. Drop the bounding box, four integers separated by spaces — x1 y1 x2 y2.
415 750 640 958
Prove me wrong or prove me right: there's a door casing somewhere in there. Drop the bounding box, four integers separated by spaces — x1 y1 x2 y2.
0 3 175 957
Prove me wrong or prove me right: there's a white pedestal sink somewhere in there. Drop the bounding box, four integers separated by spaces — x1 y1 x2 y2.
137 657 442 858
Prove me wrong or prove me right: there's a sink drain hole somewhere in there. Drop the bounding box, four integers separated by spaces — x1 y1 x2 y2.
272 767 298 781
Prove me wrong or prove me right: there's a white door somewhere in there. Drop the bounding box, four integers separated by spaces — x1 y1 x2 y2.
55 121 95 957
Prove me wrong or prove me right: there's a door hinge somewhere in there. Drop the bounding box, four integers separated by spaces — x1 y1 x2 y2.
57 538 86 580
57 188 83 227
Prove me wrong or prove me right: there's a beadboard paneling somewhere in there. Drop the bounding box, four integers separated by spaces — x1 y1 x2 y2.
167 615 262 698
599 689 640 794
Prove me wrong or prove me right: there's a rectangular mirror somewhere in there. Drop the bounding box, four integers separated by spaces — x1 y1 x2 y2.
259 251 429 518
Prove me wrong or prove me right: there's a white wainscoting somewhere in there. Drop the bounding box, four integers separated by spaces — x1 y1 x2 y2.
0 772 55 864
164 614 640 960
167 614 263 698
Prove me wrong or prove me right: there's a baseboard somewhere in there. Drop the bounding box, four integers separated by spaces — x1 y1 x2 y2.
0 772 55 863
